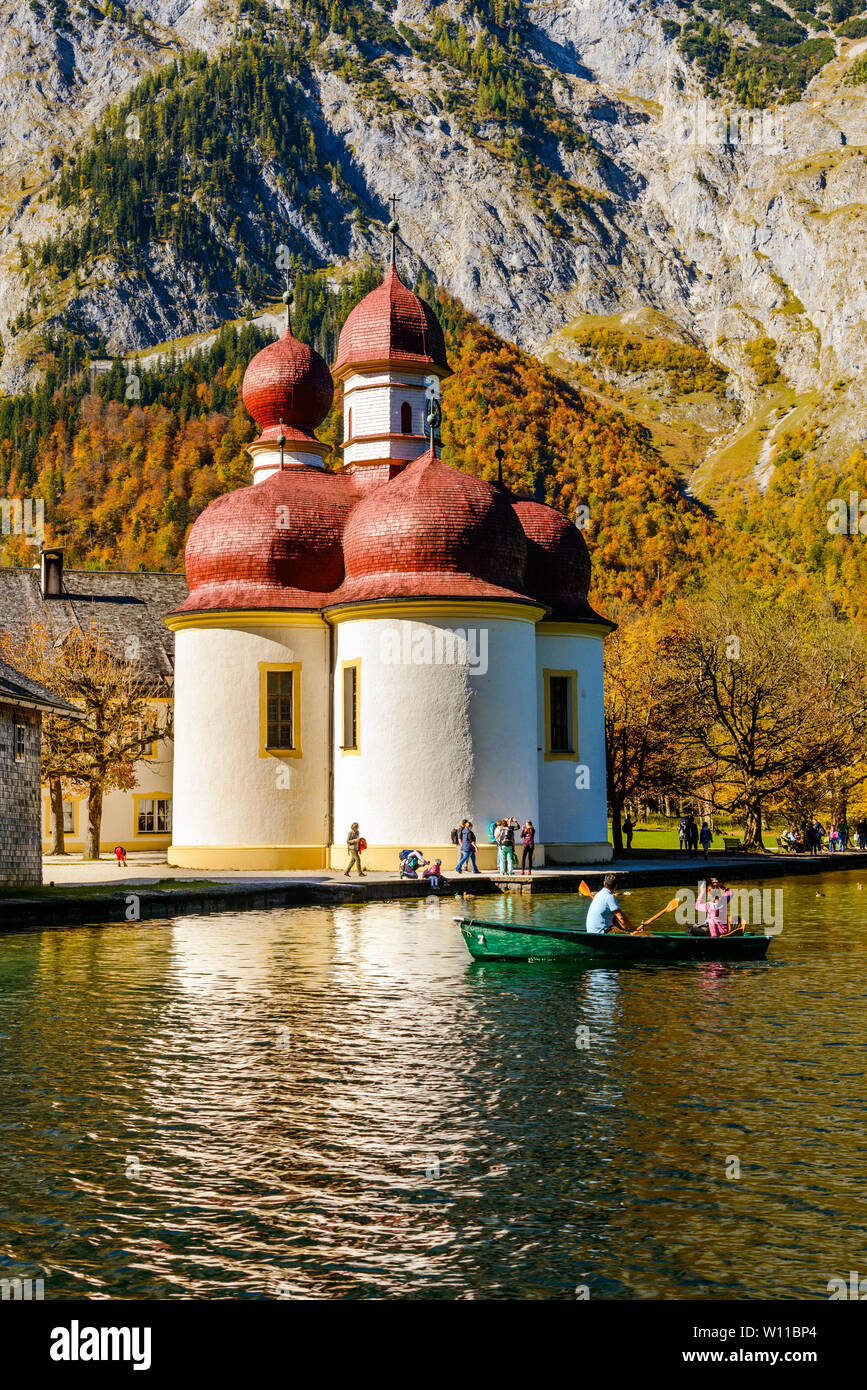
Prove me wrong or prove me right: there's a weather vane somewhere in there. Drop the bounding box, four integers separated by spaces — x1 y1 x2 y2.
495 434 505 486
388 194 399 268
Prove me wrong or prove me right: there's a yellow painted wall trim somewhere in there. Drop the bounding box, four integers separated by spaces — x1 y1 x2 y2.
543 668 580 762
165 610 329 632
168 845 329 870
324 599 547 624
539 620 613 637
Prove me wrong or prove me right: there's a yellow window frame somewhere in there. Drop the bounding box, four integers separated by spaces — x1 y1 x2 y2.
543 668 579 761
43 792 81 838
340 659 361 755
133 793 173 836
259 662 302 759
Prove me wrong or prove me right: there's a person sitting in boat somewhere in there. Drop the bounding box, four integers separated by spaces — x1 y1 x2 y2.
694 877 734 937
586 873 637 934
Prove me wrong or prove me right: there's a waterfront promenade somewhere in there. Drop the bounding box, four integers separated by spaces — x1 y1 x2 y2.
2 845 866 931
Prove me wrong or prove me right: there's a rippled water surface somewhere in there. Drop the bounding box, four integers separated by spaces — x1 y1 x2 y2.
1 872 866 1299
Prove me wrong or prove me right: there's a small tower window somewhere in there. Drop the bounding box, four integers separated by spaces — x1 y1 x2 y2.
400 401 412 435
341 661 360 753
543 669 578 760
346 407 352 442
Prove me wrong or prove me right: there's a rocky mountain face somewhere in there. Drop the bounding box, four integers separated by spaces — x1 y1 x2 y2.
1 0 866 500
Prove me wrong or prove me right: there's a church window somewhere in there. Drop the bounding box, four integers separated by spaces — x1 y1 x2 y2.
400 400 412 434
259 663 302 757
341 660 360 753
543 670 578 760
347 407 352 441
136 797 172 834
14 723 25 760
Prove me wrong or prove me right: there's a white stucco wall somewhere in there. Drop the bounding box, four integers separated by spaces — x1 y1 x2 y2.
536 627 611 858
170 622 330 854
332 612 540 847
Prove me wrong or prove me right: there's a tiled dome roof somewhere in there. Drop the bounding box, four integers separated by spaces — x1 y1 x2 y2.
334 266 450 378
242 327 334 440
511 498 603 623
174 468 359 613
331 449 533 605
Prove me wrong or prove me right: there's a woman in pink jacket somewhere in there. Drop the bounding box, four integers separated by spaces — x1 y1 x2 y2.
696 877 733 937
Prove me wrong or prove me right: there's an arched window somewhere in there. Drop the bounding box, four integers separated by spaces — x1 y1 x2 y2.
346 407 352 441
400 401 412 435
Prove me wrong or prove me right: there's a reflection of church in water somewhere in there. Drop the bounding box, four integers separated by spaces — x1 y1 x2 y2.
165 236 613 870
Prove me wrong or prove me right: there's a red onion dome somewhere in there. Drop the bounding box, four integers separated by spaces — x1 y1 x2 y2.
331 450 532 605
242 327 334 440
511 498 606 624
334 266 450 378
173 468 359 615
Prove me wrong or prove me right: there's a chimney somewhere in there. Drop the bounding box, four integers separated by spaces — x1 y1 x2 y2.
40 547 64 599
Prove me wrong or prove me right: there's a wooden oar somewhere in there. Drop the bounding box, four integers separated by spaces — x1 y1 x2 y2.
579 880 593 897
641 897 680 928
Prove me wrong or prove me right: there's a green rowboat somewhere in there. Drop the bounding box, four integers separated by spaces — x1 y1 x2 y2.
456 917 771 962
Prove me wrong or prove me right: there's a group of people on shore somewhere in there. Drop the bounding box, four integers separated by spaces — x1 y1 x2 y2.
783 817 867 854
343 816 537 879
454 816 536 876
677 815 714 859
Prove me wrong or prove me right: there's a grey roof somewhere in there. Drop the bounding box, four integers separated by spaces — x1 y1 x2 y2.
0 654 82 716
0 567 188 687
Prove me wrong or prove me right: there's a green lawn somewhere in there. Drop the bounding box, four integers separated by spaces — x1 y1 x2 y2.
609 823 754 852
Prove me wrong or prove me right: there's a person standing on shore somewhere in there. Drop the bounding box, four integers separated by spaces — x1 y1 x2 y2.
456 820 479 874
345 822 365 876
622 815 634 851
686 814 699 859
678 816 688 853
521 820 536 876
699 821 712 859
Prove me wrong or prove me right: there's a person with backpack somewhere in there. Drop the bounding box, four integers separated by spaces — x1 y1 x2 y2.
494 819 509 874
399 849 429 879
503 815 519 873
455 820 479 874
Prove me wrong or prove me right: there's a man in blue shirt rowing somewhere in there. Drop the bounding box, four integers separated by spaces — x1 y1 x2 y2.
585 873 638 935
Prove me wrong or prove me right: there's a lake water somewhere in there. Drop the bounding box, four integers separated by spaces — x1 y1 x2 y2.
1 870 865 1300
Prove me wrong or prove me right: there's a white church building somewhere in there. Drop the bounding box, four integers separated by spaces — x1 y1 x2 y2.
165 258 614 871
